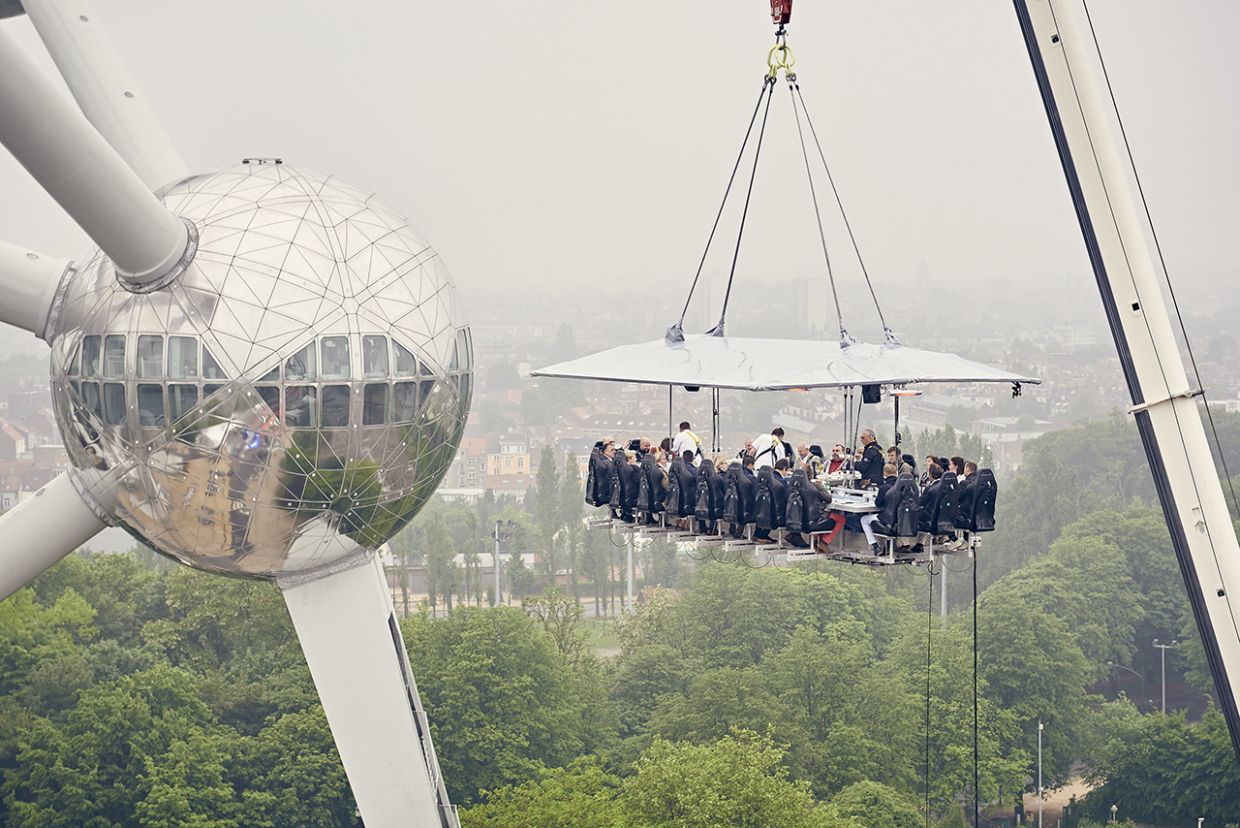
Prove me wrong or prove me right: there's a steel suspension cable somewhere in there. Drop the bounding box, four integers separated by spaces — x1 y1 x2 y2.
925 560 935 827
787 78 847 345
972 558 980 827
671 77 776 341
792 81 897 344
713 76 777 335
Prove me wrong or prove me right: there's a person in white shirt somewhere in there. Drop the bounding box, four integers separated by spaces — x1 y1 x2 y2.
671 421 702 461
751 427 787 470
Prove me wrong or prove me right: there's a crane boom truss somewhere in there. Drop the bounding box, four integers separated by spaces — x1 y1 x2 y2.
1013 0 1240 757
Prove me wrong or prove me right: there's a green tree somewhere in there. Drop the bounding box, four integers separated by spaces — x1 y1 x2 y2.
459 759 623 828
829 781 922 828
532 447 562 578
620 731 856 828
402 607 594 804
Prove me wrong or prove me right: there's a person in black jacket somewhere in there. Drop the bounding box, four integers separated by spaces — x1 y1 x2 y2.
917 462 944 532
619 450 642 521
860 464 898 554
855 429 885 487
799 475 845 552
955 460 979 528
771 459 790 526
734 455 758 536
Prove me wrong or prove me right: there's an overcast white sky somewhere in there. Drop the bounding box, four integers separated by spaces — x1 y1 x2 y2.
0 0 1236 353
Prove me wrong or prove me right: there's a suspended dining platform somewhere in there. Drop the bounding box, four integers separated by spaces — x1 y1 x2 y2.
531 334 1040 392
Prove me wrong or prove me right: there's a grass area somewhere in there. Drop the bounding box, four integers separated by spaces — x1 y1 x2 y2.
581 618 623 657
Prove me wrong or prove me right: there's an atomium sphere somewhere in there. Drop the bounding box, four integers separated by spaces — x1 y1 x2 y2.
46 163 472 581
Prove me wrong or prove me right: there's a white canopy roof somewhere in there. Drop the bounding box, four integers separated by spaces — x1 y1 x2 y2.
531 335 1039 392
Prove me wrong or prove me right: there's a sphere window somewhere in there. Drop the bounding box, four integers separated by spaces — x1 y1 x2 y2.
256 386 280 416
103 383 126 425
321 337 350 380
137 336 164 379
363 384 387 425
393 382 417 423
393 341 418 378
169 385 198 422
81 335 101 377
320 385 350 427
202 347 226 381
285 343 316 381
103 336 126 379
80 381 102 418
168 336 198 379
137 384 165 426
285 386 317 428
363 335 388 379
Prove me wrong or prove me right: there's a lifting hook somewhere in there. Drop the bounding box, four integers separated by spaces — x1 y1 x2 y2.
770 0 792 27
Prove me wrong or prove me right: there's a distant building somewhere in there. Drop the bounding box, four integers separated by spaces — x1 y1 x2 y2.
972 416 1056 472
0 420 26 461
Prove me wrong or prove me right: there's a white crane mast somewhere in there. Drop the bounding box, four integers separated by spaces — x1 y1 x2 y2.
1014 0 1240 754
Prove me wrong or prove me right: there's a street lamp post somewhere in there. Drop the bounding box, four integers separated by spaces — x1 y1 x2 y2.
491 520 514 607
1153 638 1178 714
1107 661 1146 708
1037 720 1044 828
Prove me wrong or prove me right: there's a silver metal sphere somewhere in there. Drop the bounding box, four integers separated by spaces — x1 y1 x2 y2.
46 163 472 581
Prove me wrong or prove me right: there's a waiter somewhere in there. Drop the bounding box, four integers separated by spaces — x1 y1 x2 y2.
671 421 703 460
752 427 788 470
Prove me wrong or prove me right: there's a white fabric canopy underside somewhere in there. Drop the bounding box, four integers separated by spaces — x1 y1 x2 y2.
532 335 1040 391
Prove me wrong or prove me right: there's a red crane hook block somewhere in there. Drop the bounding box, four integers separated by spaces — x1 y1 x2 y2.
771 0 792 26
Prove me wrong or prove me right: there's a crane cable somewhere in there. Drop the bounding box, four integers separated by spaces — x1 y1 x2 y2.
788 74 848 347
713 77 777 336
924 559 935 828
671 25 895 347
670 76 776 343
1079 0 1240 521
973 556 981 828
789 77 897 346
922 555 982 827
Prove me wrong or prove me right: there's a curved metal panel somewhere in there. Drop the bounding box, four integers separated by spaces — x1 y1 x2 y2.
47 163 473 580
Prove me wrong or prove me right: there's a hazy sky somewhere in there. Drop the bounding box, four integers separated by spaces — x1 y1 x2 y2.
0 0 1237 352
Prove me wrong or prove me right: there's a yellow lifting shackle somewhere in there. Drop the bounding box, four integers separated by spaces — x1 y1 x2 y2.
766 41 796 79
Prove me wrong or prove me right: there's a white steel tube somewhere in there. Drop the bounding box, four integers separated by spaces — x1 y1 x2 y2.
0 240 70 339
1015 0 1240 752
0 27 188 286
0 473 106 602
281 556 456 828
22 0 188 191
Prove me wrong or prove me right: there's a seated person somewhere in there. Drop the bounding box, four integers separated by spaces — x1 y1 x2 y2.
619 450 642 521
827 443 847 474
754 459 790 544
955 460 979 528
771 458 790 526
920 455 936 489
733 455 758 537
709 455 729 524
860 464 899 554
917 463 944 533
856 429 885 487
800 474 846 552
592 439 615 509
